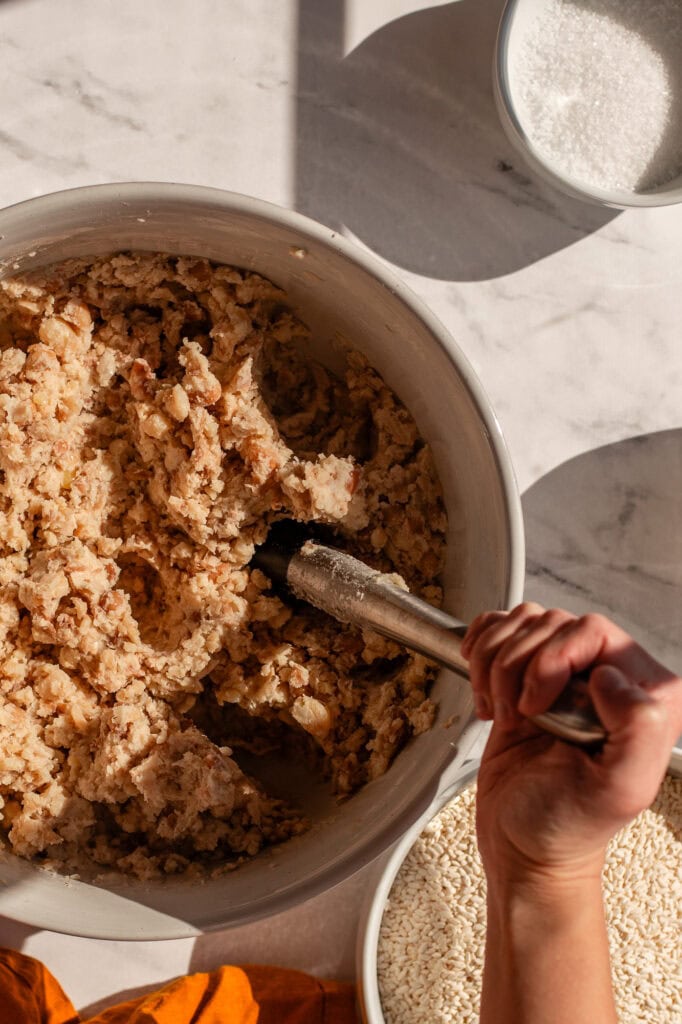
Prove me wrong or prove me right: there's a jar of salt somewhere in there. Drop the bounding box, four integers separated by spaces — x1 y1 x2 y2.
495 0 682 206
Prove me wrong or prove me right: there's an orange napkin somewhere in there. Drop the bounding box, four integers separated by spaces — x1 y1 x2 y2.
0 948 359 1024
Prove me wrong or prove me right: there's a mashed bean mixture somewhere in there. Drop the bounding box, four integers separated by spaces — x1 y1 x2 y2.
0 253 445 878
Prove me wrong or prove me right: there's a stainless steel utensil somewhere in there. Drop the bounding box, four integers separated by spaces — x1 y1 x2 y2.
253 533 605 746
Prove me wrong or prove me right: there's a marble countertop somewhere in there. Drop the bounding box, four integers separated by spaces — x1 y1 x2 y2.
0 0 680 1014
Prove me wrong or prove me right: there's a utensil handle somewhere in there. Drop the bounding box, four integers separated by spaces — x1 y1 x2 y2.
288 543 606 747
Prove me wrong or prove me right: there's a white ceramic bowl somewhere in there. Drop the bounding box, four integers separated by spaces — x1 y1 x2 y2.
0 183 524 938
357 762 479 1024
357 755 682 1024
493 0 682 209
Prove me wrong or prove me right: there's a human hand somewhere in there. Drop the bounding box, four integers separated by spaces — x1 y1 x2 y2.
461 603 682 887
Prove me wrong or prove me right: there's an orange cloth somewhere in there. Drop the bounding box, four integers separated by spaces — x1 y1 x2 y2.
0 949 359 1024
244 966 358 1024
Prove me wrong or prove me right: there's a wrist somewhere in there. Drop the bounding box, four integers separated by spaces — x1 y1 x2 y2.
483 851 606 904
481 862 617 1024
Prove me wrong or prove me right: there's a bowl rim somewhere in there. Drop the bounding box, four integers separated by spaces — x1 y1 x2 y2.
356 761 480 1024
0 183 525 937
493 0 682 210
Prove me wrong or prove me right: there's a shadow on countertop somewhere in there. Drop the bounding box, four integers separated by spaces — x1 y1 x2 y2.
0 914 38 951
294 0 618 282
184 863 373 983
80 864 368 1014
523 429 682 673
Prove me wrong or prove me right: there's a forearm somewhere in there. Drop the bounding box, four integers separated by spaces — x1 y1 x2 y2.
480 872 617 1024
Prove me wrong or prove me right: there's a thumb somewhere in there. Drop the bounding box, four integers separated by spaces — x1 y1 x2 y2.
590 665 670 810
590 665 659 730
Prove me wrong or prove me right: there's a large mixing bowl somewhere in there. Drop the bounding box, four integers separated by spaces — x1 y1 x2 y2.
0 183 524 938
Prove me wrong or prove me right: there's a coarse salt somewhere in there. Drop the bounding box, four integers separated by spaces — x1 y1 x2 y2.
511 0 682 192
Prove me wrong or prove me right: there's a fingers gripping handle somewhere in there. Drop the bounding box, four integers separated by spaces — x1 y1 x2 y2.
529 676 606 745
288 543 606 747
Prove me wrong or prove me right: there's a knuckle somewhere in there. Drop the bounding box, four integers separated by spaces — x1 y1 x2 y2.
541 607 572 626
470 610 503 634
514 601 544 618
578 612 608 632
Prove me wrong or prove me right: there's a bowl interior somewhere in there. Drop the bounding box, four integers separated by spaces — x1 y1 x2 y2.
0 184 523 937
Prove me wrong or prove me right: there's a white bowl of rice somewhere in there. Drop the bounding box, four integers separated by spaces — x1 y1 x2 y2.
0 183 524 938
359 759 682 1024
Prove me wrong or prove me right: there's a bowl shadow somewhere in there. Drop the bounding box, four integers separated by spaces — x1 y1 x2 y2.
294 0 618 281
523 429 682 674
0 914 38 951
186 863 372 982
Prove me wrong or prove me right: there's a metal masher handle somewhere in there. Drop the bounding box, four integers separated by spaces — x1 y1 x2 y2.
286 542 606 747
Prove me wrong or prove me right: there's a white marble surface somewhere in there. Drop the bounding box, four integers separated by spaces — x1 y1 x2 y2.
0 0 680 1013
